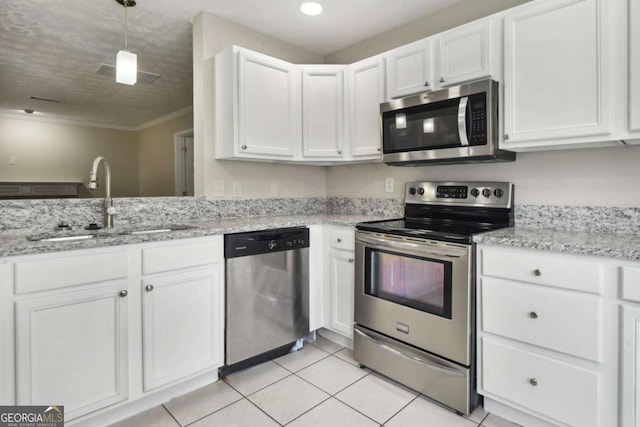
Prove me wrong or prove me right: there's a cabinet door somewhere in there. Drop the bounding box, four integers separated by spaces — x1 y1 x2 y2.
503 0 611 147
15 283 129 420
302 66 346 158
630 0 640 134
437 18 494 87
385 39 432 99
329 249 355 338
622 304 640 427
348 56 384 158
142 266 223 391
237 49 299 158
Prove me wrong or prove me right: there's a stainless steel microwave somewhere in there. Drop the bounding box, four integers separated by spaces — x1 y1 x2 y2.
381 79 515 166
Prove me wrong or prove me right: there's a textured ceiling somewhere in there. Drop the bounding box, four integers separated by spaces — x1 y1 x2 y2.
0 0 461 128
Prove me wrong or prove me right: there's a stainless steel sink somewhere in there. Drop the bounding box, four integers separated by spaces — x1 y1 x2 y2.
26 224 198 242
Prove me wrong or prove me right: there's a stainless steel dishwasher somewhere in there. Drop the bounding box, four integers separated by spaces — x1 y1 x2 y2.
222 227 309 373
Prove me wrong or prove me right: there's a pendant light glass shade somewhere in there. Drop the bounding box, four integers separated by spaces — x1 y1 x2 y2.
116 50 137 85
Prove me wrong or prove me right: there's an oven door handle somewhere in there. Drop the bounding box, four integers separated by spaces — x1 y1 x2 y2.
354 328 465 377
356 235 467 258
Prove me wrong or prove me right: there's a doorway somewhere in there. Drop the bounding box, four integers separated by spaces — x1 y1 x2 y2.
174 129 194 197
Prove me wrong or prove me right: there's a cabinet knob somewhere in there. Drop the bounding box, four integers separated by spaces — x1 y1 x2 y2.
338 149 343 155
146 284 154 292
119 290 128 297
337 238 342 243
439 77 445 83
348 258 354 263
533 269 541 277
241 145 247 150
528 311 538 319
424 81 430 87
377 147 381 152
504 134 510 141
528 378 538 386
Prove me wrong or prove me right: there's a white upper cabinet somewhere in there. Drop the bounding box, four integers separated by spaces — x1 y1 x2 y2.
629 0 640 136
301 65 347 159
215 46 300 160
502 0 615 150
384 17 498 100
436 17 496 87
385 39 432 98
348 56 385 158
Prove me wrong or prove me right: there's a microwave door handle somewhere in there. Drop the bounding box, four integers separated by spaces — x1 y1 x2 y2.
458 96 469 146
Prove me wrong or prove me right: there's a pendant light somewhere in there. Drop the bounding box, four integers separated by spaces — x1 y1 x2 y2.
115 0 137 85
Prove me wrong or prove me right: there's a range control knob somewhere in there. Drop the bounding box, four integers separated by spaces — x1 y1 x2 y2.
470 188 480 197
494 188 504 198
408 187 417 195
482 188 492 197
268 240 277 250
417 187 425 195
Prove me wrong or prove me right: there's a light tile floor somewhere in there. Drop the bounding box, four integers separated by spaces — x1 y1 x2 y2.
111 335 521 427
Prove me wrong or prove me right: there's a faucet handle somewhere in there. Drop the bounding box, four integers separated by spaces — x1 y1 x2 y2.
106 206 118 216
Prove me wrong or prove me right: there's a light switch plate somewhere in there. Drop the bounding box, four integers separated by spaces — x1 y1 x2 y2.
232 182 242 198
213 180 224 197
385 177 394 193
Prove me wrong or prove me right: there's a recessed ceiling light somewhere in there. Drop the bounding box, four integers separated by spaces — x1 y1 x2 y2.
300 2 323 16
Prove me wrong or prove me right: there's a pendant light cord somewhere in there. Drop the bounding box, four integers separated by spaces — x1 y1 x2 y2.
123 3 128 50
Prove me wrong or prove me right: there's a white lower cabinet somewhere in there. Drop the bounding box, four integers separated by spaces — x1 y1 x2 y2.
5 236 225 425
142 266 223 391
314 225 356 342
328 248 355 338
622 304 640 427
477 244 620 427
15 282 129 420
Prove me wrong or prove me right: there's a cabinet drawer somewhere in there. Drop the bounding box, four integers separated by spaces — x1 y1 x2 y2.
481 247 602 294
15 250 128 294
481 338 598 427
481 278 600 361
330 228 354 250
621 265 640 303
142 237 222 275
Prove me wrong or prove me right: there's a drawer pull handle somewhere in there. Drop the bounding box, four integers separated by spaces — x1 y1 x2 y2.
146 284 154 292
529 378 538 386
528 311 538 319
533 269 541 277
119 290 128 298
337 238 342 243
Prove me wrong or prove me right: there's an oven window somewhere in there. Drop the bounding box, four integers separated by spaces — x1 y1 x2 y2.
365 248 452 319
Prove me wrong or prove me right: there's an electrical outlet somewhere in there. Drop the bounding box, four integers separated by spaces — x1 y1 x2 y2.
232 181 242 198
270 182 278 197
213 180 225 197
8 156 16 165
385 177 394 193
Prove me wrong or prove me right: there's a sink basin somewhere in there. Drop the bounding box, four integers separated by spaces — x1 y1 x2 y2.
26 224 198 242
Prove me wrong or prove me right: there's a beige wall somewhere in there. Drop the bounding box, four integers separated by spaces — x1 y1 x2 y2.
0 116 140 198
193 13 327 199
138 112 193 197
324 0 532 64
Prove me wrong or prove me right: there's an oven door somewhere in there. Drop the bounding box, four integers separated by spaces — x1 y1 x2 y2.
354 231 472 366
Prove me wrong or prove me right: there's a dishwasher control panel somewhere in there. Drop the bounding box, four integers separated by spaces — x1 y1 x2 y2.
224 227 309 258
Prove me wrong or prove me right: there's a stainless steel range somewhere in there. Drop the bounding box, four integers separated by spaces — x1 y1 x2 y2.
354 181 513 415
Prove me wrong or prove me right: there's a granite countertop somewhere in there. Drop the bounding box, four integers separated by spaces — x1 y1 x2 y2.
0 214 392 258
474 226 640 261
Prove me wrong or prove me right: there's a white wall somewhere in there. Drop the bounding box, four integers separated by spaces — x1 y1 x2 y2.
192 13 327 199
326 144 640 206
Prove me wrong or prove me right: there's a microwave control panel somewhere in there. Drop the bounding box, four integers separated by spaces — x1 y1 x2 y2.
468 93 487 145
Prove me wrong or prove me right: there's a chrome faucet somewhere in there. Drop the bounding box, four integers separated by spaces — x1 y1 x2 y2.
88 156 117 228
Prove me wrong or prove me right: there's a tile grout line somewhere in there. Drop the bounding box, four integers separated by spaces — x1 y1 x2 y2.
160 403 183 427
243 395 289 427
379 392 420 426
